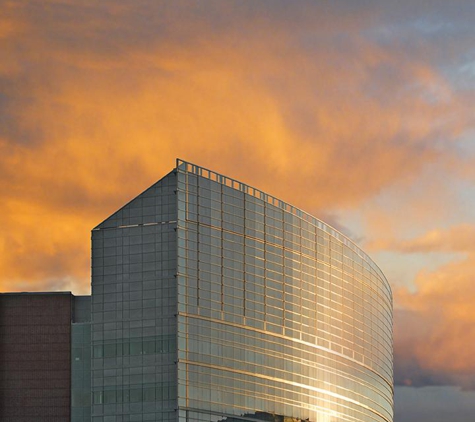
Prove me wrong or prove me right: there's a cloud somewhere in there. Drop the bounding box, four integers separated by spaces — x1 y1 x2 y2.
368 224 475 253
394 261 475 389
0 0 474 299
385 225 475 389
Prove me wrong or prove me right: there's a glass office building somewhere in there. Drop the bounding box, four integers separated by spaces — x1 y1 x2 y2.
91 159 393 422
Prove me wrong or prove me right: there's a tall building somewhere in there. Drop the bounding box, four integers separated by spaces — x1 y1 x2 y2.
90 159 393 422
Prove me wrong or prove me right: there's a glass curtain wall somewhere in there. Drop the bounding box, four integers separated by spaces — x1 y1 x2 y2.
91 172 179 422
176 160 393 422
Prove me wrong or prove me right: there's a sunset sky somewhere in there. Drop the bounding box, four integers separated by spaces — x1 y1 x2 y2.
1 1 475 420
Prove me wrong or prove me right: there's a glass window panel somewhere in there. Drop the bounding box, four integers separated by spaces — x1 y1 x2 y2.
130 340 142 355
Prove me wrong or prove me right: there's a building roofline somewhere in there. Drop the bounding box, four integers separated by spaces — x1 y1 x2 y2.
0 291 73 296
92 169 176 231
176 158 392 298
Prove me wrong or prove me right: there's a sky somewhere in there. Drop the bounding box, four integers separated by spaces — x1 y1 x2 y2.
1 1 475 420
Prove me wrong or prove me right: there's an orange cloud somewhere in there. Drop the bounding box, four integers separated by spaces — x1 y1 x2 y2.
376 225 475 389
0 1 473 300
394 256 475 389
368 224 475 253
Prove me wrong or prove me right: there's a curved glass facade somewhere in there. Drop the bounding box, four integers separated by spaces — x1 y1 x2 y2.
90 159 392 422
176 160 393 422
